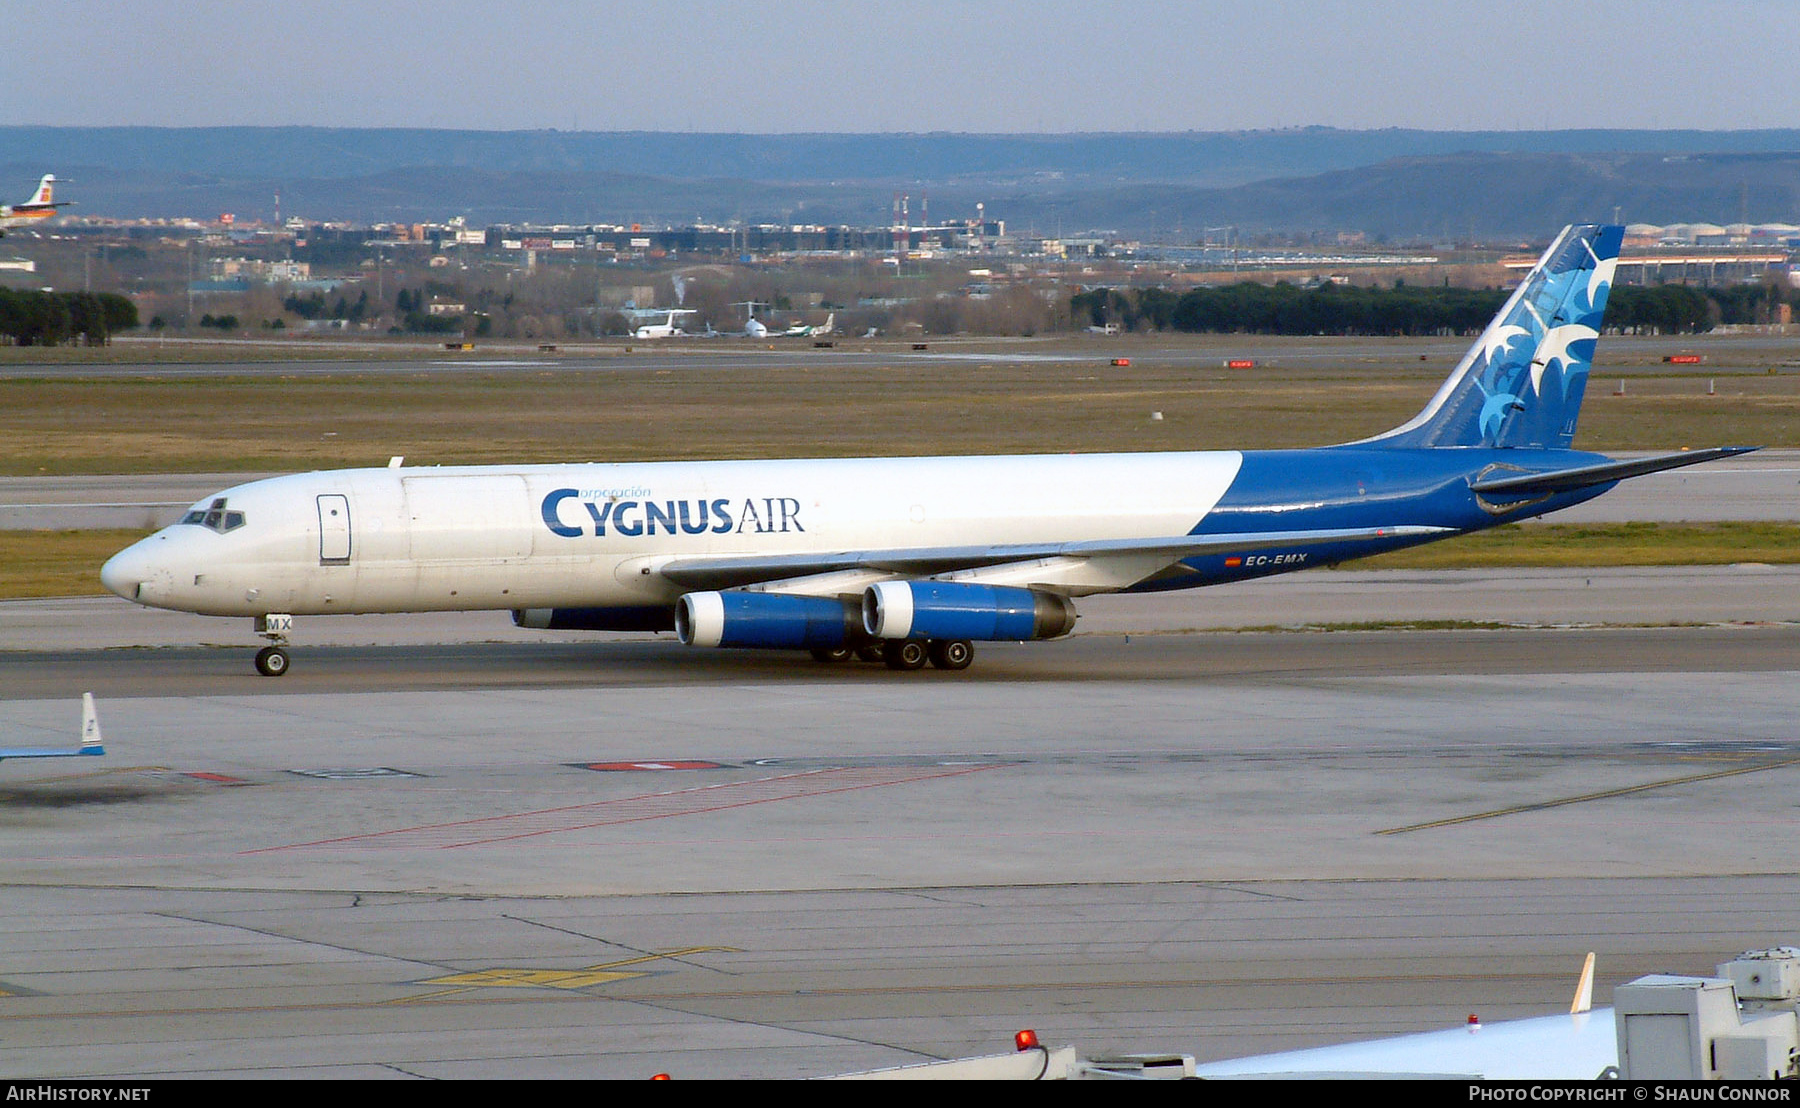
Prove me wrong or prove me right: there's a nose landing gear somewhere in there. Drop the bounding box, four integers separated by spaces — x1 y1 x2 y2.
254 646 290 676
253 614 295 677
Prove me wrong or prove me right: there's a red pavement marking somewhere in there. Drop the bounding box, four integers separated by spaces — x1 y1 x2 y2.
581 761 724 771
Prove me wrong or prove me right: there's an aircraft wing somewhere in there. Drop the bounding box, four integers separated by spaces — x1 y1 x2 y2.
657 525 1448 592
1193 950 1612 1079
0 694 105 761
1190 1010 1618 1080
1470 446 1758 496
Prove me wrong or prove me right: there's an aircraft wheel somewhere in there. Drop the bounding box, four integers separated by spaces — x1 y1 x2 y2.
809 646 853 663
882 640 929 671
855 645 886 664
254 646 291 677
928 639 974 670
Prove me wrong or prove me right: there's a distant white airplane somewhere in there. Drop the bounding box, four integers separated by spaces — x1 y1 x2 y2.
100 225 1752 678
0 174 68 237
632 310 694 339
0 694 105 761
727 305 834 339
777 312 835 338
723 300 771 338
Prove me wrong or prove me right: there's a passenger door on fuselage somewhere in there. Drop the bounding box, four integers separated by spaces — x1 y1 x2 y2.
316 494 351 565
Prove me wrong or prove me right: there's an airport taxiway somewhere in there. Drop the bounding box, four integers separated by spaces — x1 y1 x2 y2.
3 575 1800 1077
1 654 1798 1078
7 563 1800 659
8 330 1794 379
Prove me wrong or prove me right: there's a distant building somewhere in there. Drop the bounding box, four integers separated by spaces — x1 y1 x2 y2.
1624 222 1800 248
207 257 311 282
1508 225 1792 286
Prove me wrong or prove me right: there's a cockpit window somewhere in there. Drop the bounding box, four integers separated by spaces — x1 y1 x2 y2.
178 497 246 534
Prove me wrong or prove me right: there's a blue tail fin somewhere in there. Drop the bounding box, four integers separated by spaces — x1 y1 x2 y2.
1361 224 1622 450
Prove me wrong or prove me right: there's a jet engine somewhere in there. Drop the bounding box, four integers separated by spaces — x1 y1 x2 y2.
675 591 864 650
861 581 1077 642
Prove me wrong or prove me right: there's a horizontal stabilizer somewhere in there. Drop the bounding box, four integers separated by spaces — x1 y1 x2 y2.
1469 446 1758 496
659 525 1449 591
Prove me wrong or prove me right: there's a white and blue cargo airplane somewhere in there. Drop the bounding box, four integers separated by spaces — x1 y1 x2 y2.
101 225 1751 677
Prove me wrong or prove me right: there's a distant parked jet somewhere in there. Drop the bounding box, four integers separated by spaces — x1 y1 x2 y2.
734 310 833 339
778 312 835 337
0 174 68 237
632 310 695 339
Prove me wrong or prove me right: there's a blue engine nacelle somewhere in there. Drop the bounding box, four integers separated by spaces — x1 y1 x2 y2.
676 591 865 650
862 581 1077 642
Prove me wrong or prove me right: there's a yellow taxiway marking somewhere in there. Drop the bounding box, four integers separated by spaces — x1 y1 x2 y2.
397 946 737 1004
0 967 1592 1024
420 968 648 989
1377 756 1800 836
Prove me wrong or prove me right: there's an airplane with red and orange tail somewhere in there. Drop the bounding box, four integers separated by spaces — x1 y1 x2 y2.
0 175 68 236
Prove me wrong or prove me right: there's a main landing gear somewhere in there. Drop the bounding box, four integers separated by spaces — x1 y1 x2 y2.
809 640 975 671
927 639 974 670
253 614 294 677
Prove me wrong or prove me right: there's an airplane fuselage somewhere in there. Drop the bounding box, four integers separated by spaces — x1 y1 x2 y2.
102 447 1610 622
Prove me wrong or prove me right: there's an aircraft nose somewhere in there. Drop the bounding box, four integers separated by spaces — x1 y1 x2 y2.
101 538 157 602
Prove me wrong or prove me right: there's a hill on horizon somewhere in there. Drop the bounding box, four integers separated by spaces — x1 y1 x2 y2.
3 128 1797 239
6 125 1800 187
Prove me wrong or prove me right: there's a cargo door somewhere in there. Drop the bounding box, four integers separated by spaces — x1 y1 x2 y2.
403 475 530 561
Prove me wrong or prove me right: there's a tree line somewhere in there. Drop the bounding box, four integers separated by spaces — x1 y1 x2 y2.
1073 280 1797 337
283 289 371 323
0 290 139 346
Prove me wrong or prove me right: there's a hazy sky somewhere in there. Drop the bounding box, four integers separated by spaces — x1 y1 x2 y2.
13 0 1797 132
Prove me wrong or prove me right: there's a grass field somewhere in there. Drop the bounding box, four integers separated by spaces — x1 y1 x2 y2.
0 369 1435 473
10 523 1798 601
0 530 150 598
4 351 1799 475
1357 521 1800 569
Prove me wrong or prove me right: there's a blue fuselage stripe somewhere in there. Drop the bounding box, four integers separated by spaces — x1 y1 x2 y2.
1127 446 1614 591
